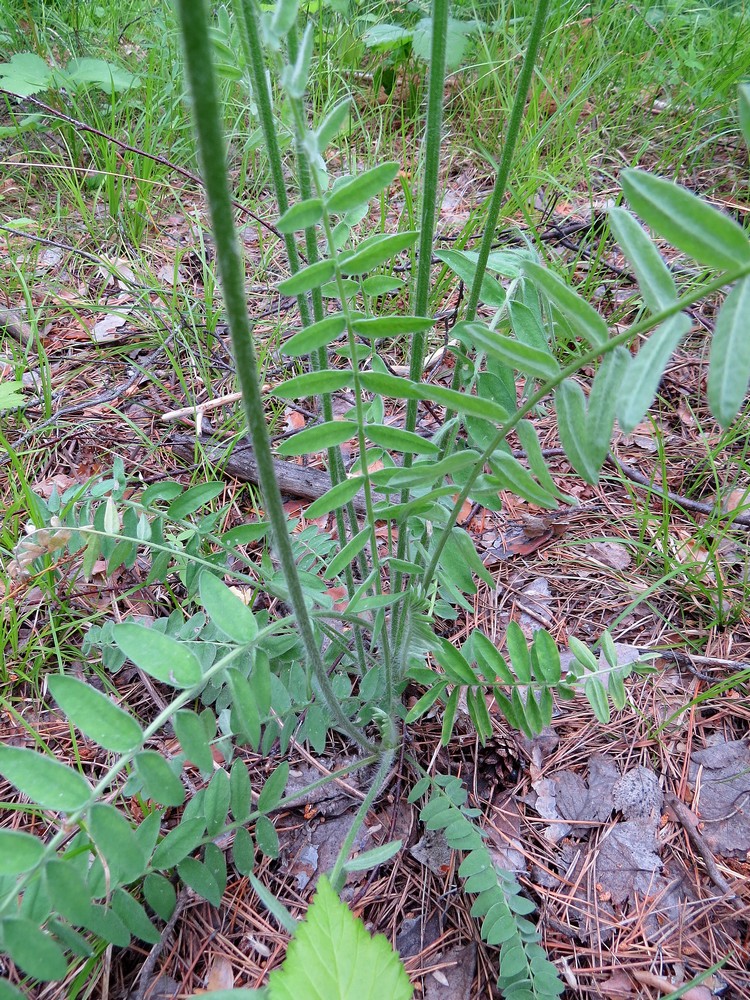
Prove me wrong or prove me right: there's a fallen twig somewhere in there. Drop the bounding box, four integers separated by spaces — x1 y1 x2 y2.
665 792 745 913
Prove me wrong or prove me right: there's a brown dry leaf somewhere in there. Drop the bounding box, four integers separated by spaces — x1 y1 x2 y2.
553 753 620 830
92 311 130 343
515 576 554 635
203 954 235 990
595 818 664 906
410 828 452 875
582 541 632 571
600 972 634 998
724 486 750 513
612 766 663 820
424 942 476 1000
284 408 306 433
486 793 526 874
688 738 750 857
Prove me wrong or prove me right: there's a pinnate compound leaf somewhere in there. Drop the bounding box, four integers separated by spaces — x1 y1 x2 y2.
585 677 611 724
523 261 608 349
0 830 44 874
435 249 506 308
113 622 202 688
489 451 557 509
364 424 438 455
1 918 67 982
708 276 750 427
454 321 560 379
257 762 289 813
554 380 599 484
586 348 629 467
0 745 91 811
89 903 130 946
166 482 224 519
343 840 402 872
0 978 26 999
112 889 160 944
276 420 356 456
338 231 418 276
255 815 280 858
267 876 413 1000
89 803 148 884
607 207 677 312
622 168 750 272
420 383 509 423
279 259 336 296
151 816 206 869
199 572 258 644
204 768 231 836
304 477 363 519
515 420 571 502
352 315 434 338
174 709 214 775
178 857 222 906
277 197 323 233
316 97 351 150
269 369 353 399
47 675 143 753
44 860 94 925
325 162 400 214
616 313 692 434
143 873 177 921
282 314 346 356
135 751 185 807
227 667 261 749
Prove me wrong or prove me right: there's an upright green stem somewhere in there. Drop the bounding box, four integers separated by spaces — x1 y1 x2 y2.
329 749 395 893
404 0 449 433
177 0 376 754
464 0 550 322
435 0 551 462
392 0 450 604
234 0 311 328
236 0 368 624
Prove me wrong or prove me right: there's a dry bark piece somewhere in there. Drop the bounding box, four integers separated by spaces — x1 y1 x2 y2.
171 433 370 514
0 305 34 345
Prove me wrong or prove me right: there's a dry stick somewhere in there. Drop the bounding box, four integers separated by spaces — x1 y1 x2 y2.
129 886 193 1000
665 792 745 914
16 94 282 240
607 452 750 528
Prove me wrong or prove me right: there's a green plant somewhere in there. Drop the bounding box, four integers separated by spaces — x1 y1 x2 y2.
2 3 750 999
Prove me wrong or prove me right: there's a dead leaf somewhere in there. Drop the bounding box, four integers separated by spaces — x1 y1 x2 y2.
553 753 620 830
688 738 750 857
92 311 131 343
600 971 634 997
583 541 632 571
612 766 663 820
204 954 234 990
595 818 663 906
486 794 526 874
424 943 476 1000
410 828 452 875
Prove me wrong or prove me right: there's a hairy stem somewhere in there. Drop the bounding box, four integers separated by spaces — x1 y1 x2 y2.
176 0 377 753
